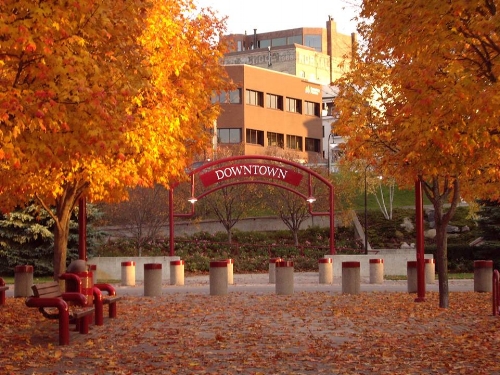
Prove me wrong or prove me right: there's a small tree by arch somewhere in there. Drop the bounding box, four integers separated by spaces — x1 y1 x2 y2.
266 187 310 246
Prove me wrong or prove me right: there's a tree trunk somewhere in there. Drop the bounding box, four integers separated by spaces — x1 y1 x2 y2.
435 218 449 308
53 219 70 281
37 181 87 281
293 230 299 246
423 177 460 309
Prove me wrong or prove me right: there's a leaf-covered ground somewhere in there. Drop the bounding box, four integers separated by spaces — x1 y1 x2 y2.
1 291 500 374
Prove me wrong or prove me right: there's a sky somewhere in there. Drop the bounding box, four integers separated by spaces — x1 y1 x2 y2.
194 0 359 36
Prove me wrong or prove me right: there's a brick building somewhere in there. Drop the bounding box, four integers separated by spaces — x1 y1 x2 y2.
211 17 355 165
213 65 323 162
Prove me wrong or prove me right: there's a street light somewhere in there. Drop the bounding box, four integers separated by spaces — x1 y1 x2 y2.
327 133 337 175
268 46 272 67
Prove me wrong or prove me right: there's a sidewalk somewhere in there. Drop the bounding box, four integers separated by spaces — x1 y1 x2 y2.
106 272 475 296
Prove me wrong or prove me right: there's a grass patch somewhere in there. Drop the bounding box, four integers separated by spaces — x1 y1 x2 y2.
385 273 473 281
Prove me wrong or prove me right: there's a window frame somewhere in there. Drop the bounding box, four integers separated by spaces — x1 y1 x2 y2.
267 132 284 148
305 137 321 153
246 89 264 107
218 128 242 144
286 134 303 151
305 101 321 117
286 97 302 114
266 93 284 110
246 128 265 146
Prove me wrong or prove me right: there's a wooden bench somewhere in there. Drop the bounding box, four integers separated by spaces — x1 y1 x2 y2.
59 272 121 326
25 281 95 345
0 278 8 305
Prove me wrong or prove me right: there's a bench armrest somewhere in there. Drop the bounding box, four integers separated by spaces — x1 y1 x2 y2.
94 283 117 296
59 273 83 292
61 292 88 306
26 296 69 312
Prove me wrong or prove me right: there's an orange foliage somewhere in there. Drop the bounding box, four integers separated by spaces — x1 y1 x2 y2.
0 0 233 276
334 0 500 197
333 0 500 308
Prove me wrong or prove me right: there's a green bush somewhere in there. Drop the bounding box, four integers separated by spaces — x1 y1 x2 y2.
0 204 103 276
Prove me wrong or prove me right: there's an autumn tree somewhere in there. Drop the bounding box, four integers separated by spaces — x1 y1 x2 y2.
0 0 232 278
265 187 310 246
100 185 170 256
334 0 500 307
203 185 248 243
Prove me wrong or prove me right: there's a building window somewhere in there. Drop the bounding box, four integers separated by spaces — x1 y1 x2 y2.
287 135 303 151
258 39 270 49
305 138 320 152
287 35 302 44
218 128 242 144
272 37 286 47
212 89 242 104
228 89 242 103
305 34 322 52
286 97 302 114
267 93 283 110
305 101 320 117
246 89 264 107
246 129 264 146
267 132 284 148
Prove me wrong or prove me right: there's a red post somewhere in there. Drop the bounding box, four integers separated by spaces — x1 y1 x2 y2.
330 185 335 254
415 179 426 302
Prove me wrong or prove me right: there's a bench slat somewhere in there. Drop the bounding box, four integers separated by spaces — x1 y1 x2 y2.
32 282 62 298
103 295 122 304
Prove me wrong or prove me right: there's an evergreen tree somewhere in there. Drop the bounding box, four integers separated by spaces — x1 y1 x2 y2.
477 200 500 242
0 204 102 276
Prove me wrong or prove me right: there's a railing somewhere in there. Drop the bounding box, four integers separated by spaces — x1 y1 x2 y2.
493 269 500 316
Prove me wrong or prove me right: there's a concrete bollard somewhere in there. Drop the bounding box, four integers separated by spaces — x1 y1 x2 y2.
143 263 162 297
14 265 34 297
425 259 435 284
275 261 294 295
210 261 228 296
369 259 384 284
342 261 360 295
474 260 493 292
407 261 418 293
318 258 333 284
121 261 136 286
268 258 282 283
170 260 185 286
224 259 234 285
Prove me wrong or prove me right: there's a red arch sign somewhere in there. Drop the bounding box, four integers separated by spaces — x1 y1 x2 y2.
168 155 335 255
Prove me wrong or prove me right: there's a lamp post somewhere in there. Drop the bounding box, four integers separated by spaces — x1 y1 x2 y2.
268 46 272 67
327 133 335 175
